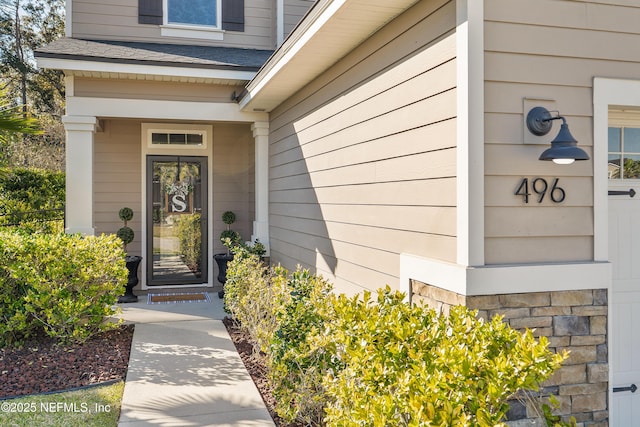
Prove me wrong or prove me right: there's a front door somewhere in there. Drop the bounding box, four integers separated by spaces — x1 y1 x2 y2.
147 156 208 286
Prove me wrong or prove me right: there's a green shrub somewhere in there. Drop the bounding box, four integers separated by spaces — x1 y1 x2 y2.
0 231 127 346
0 167 65 233
224 253 569 427
268 267 334 425
224 244 283 352
318 287 568 427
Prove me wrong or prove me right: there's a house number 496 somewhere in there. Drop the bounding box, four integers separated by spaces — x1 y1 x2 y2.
515 178 566 204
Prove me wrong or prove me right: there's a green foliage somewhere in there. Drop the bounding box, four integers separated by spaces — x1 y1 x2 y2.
224 255 568 427
248 239 266 257
175 212 202 274
0 167 65 233
0 89 42 143
268 267 335 425
221 210 236 225
116 207 135 250
118 207 134 222
218 210 241 255
116 226 134 246
1 1 66 170
0 231 127 346
224 244 280 352
220 229 241 244
319 287 568 426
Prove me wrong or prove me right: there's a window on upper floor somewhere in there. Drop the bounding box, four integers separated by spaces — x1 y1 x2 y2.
167 0 219 28
139 0 244 40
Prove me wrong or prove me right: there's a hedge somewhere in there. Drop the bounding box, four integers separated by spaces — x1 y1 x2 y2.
0 231 127 346
224 247 572 427
0 167 65 233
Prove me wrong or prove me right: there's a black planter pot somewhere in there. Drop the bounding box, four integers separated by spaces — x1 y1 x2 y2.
213 253 233 299
118 255 142 303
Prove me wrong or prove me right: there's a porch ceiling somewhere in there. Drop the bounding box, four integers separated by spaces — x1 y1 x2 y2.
240 0 422 112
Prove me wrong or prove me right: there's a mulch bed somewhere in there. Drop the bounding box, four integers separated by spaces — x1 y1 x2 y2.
223 317 304 427
0 324 134 399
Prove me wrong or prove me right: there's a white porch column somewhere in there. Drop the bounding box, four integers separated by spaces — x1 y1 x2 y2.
251 121 270 255
62 115 97 235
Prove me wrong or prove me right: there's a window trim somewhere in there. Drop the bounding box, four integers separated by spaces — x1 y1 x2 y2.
161 0 224 40
143 123 212 151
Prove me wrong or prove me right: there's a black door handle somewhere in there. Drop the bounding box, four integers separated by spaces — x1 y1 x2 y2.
608 189 636 197
613 384 638 393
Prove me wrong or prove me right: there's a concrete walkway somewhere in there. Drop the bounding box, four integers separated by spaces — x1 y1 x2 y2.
116 292 275 427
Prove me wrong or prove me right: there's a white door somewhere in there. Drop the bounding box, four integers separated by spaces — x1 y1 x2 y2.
610 183 640 426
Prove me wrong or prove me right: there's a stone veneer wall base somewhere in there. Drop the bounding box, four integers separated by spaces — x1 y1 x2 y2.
411 280 608 427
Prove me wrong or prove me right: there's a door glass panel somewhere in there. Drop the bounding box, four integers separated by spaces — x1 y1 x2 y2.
623 155 640 179
148 156 207 285
624 128 640 152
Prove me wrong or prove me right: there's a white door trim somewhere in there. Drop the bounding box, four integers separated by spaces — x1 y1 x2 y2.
593 77 640 425
593 78 640 261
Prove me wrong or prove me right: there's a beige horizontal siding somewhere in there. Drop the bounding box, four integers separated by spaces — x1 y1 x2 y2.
268 0 457 294
485 236 593 264
74 78 243 102
94 120 143 255
270 179 457 206
212 123 254 255
72 0 275 50
483 0 640 264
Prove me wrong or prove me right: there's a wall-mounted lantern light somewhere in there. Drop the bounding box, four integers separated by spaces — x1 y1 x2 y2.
526 106 590 165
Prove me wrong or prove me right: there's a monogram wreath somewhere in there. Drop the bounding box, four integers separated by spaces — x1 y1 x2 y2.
165 181 192 197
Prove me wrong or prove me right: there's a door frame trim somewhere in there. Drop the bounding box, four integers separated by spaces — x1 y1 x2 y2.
145 154 209 287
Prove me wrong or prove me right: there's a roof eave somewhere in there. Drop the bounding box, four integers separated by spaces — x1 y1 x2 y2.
240 0 421 113
36 55 258 83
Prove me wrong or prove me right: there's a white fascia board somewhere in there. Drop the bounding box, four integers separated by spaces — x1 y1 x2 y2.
36 57 256 81
66 96 268 123
400 254 611 298
240 0 347 109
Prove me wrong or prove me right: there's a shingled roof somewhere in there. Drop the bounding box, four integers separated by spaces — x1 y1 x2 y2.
35 38 274 72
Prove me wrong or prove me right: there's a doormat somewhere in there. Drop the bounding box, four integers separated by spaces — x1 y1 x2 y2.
147 292 211 304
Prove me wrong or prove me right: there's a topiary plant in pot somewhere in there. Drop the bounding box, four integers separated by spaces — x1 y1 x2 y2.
213 210 241 298
116 207 143 303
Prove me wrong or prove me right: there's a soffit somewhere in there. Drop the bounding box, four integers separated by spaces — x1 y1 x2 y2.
240 0 421 112
63 69 248 86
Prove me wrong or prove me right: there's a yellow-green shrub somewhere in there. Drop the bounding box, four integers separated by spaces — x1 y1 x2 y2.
224 253 569 427
0 231 127 346
318 287 568 427
268 268 334 425
224 245 286 353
